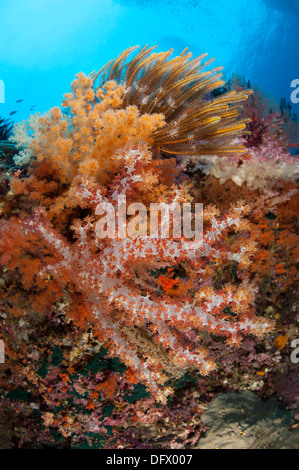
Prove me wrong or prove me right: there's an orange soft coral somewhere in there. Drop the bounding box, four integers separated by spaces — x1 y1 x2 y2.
18 190 272 403
1 47 275 403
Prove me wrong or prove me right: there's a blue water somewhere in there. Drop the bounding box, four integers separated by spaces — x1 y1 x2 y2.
0 0 298 122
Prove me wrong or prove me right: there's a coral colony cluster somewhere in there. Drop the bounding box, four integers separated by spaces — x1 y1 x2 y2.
0 46 298 448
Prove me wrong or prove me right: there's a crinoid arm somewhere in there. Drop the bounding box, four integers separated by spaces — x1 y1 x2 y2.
93 45 253 157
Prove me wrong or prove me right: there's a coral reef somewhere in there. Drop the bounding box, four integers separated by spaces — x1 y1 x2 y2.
193 77 299 192
0 46 298 448
196 134 298 192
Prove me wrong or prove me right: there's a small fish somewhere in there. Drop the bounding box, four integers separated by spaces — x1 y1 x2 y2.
9 111 17 116
16 99 23 103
